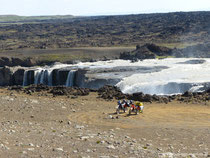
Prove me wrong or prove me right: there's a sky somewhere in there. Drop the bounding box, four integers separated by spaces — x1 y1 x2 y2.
0 0 210 16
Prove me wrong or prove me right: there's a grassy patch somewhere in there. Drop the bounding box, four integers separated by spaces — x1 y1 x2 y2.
157 42 200 49
39 54 90 63
156 55 175 59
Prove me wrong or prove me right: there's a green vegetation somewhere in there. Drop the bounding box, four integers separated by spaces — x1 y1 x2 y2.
156 55 175 59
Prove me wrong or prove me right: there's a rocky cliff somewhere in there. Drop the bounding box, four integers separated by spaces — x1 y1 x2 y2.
0 66 26 86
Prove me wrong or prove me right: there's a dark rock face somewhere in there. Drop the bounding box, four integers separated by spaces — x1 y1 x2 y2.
0 67 13 86
12 69 25 85
146 44 172 56
51 69 59 86
57 70 69 85
120 43 172 61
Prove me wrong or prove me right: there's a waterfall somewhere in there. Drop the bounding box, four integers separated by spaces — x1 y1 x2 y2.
34 69 42 85
22 70 28 86
48 70 53 86
66 70 76 87
40 70 49 85
33 69 53 86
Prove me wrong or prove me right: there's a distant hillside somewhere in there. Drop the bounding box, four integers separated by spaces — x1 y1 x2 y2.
0 15 76 23
0 11 209 51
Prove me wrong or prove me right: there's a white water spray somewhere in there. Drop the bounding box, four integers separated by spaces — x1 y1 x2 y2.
66 70 76 87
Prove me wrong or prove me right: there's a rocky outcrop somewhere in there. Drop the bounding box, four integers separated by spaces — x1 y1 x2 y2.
120 43 210 61
12 68 25 85
97 85 210 103
120 44 173 61
0 67 13 86
98 85 127 100
0 57 36 67
0 66 28 86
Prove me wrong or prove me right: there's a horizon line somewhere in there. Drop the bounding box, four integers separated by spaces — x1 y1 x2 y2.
0 10 210 17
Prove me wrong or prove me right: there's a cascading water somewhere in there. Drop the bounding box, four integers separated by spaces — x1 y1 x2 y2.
22 70 28 86
34 69 42 85
66 70 76 87
48 70 53 86
21 58 210 95
33 69 53 85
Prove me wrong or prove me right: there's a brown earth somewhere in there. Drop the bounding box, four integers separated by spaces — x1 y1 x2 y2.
0 89 209 158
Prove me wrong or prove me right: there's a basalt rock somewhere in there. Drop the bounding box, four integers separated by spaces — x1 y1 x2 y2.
12 68 25 85
98 85 127 100
0 66 13 86
120 43 173 61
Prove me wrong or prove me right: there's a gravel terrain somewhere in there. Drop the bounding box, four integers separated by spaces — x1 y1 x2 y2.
0 89 209 158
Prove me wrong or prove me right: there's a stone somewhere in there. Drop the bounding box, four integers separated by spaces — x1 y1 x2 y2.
158 152 174 158
80 136 89 140
75 125 84 129
107 145 115 149
53 148 64 152
27 148 35 151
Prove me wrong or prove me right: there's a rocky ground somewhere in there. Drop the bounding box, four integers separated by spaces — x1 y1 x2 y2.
0 88 209 158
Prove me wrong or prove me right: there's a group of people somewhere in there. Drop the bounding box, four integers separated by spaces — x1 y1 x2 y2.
117 99 144 114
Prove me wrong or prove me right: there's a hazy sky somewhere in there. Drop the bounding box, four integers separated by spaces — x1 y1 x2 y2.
0 0 210 16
